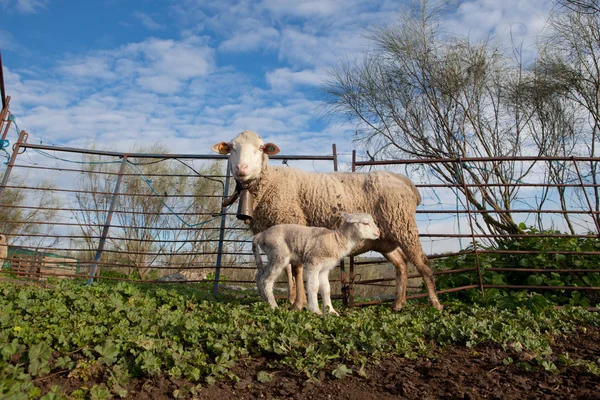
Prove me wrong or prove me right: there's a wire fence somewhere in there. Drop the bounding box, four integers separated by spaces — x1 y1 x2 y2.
0 128 338 297
2 93 600 307
346 151 600 307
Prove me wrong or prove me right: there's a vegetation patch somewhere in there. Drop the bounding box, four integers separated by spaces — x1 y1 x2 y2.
1 279 599 399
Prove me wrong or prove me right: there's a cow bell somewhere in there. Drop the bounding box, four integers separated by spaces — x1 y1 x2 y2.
236 189 254 224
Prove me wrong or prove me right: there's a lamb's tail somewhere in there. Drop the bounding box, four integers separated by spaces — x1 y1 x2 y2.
252 235 264 270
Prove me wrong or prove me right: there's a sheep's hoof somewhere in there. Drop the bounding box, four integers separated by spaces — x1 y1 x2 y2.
326 308 340 316
290 301 305 311
308 308 322 315
433 302 444 311
391 300 406 311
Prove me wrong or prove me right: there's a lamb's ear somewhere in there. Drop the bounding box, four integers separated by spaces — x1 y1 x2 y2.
212 142 231 155
262 143 280 156
341 212 352 222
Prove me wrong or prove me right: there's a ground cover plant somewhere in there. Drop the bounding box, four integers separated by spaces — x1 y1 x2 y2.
1 278 599 399
434 225 600 308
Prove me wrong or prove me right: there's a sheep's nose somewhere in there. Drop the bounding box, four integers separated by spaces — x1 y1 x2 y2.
235 163 249 175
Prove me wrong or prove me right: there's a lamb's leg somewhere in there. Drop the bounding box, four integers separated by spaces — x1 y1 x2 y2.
255 259 268 301
305 264 322 315
383 248 409 311
319 267 338 316
291 263 307 311
284 264 296 304
263 257 289 309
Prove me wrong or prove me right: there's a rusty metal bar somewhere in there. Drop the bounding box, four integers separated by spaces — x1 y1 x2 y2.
487 267 600 273
4 234 251 243
87 156 128 284
354 155 600 166
0 130 28 201
348 150 357 307
483 284 600 291
0 203 241 216
0 185 228 198
0 51 6 110
0 219 246 231
21 142 336 161
332 144 338 172
352 285 481 307
213 159 232 297
0 96 10 140
15 203 600 217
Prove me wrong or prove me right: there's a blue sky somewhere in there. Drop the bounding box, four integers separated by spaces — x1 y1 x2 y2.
1 0 554 164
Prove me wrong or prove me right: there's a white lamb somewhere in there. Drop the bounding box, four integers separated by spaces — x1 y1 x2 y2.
252 213 380 315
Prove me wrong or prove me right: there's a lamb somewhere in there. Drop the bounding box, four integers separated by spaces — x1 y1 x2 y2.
253 213 380 315
212 130 443 312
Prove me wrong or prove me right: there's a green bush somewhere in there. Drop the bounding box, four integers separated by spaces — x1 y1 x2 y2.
434 224 600 307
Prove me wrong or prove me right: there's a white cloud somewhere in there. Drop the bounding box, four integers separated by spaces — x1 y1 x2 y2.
266 67 324 92
132 11 164 30
219 27 280 52
449 0 553 60
135 75 183 94
0 29 17 51
0 0 48 14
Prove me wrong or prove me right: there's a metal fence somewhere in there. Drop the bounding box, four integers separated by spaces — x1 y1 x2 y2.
2 94 600 307
0 128 338 296
346 151 600 307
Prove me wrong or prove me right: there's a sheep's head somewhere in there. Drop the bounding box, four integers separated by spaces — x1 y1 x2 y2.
212 130 280 183
341 212 380 240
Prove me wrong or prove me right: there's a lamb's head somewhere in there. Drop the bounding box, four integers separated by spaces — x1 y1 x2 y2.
341 213 380 240
212 130 280 183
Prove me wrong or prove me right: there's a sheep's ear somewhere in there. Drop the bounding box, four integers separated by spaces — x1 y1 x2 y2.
341 212 352 222
212 142 231 155
262 143 280 156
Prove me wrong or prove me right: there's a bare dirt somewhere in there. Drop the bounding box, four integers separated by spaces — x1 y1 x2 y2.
40 326 600 400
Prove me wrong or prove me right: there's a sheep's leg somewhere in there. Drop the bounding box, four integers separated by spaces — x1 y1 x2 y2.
411 256 443 311
383 248 409 311
401 241 444 311
284 264 296 304
291 263 307 311
305 264 322 315
263 257 289 309
319 267 338 316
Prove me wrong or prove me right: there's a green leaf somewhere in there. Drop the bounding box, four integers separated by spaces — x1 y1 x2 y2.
256 370 273 383
90 384 112 400
28 342 52 377
332 364 353 379
95 341 119 366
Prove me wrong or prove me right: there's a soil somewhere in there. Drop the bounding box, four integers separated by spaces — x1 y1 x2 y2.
39 326 600 400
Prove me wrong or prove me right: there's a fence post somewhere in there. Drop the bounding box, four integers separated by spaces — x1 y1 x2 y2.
572 157 600 236
457 159 485 298
0 96 10 141
0 129 27 202
346 150 357 307
213 159 232 296
87 155 128 284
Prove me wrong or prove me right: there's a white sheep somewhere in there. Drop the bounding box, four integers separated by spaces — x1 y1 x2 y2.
253 213 380 315
212 130 443 312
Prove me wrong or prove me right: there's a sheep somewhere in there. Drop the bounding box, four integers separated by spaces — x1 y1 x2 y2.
253 212 381 315
212 130 443 312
